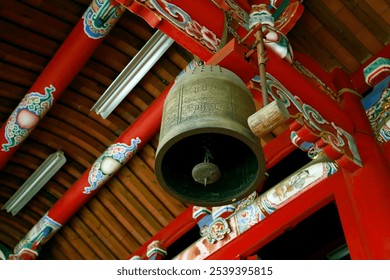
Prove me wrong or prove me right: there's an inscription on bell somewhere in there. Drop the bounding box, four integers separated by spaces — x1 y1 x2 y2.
192 83 218 94
178 80 232 122
187 102 220 114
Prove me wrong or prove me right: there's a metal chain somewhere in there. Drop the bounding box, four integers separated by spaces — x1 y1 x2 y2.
225 12 242 42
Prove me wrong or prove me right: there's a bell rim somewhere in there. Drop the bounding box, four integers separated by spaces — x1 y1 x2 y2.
154 126 266 207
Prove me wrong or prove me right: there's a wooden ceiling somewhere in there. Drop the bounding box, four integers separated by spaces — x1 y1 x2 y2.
0 0 389 259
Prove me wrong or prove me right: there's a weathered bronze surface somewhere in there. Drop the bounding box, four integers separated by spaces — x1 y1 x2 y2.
155 65 265 206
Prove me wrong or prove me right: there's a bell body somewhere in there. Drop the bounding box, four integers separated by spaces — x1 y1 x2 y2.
155 65 265 206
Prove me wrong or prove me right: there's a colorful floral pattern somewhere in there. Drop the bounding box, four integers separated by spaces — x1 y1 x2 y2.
235 203 261 234
205 217 231 244
13 213 62 257
265 73 362 166
365 87 390 143
83 0 125 39
185 20 221 52
84 138 141 194
2 85 55 152
139 0 221 52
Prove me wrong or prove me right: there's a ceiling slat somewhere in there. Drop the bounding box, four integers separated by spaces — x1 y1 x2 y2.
305 0 372 63
106 177 163 236
95 186 150 246
342 0 390 45
1 0 72 41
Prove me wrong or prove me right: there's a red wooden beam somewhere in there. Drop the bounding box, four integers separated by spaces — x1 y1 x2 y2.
264 128 297 169
205 171 341 260
128 206 197 259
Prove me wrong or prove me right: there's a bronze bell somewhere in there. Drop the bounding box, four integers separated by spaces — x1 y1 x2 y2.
155 65 265 206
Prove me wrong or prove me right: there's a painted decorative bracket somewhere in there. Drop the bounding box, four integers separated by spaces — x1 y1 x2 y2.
146 240 167 260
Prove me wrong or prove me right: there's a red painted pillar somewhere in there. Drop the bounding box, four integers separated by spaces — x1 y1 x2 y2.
10 84 172 259
332 68 390 259
0 0 125 170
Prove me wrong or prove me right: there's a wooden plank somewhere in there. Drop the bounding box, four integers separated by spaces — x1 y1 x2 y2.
20 0 85 24
323 0 344 13
92 44 133 73
49 170 75 190
32 187 57 205
81 60 117 87
138 72 168 98
0 81 26 100
149 55 182 84
8 152 42 171
0 42 45 73
69 75 106 100
0 188 39 226
365 0 389 14
78 205 128 259
355 27 384 55
342 0 390 44
55 226 96 259
2 164 33 186
132 86 155 108
0 215 28 240
19 199 47 218
58 92 128 140
29 128 95 168
129 156 187 216
0 20 59 57
116 166 175 226
96 187 150 246
49 104 117 146
88 195 141 253
46 235 78 260
313 27 361 73
44 180 67 199
149 134 159 151
107 177 163 236
1 1 72 41
0 63 38 87
289 21 342 72
382 7 390 25
112 101 139 124
0 102 19 117
126 88 151 112
165 44 194 70
68 215 116 259
305 0 372 63
38 117 104 157
334 45 362 73
138 143 156 170
104 29 141 58
334 6 384 55
0 223 22 248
